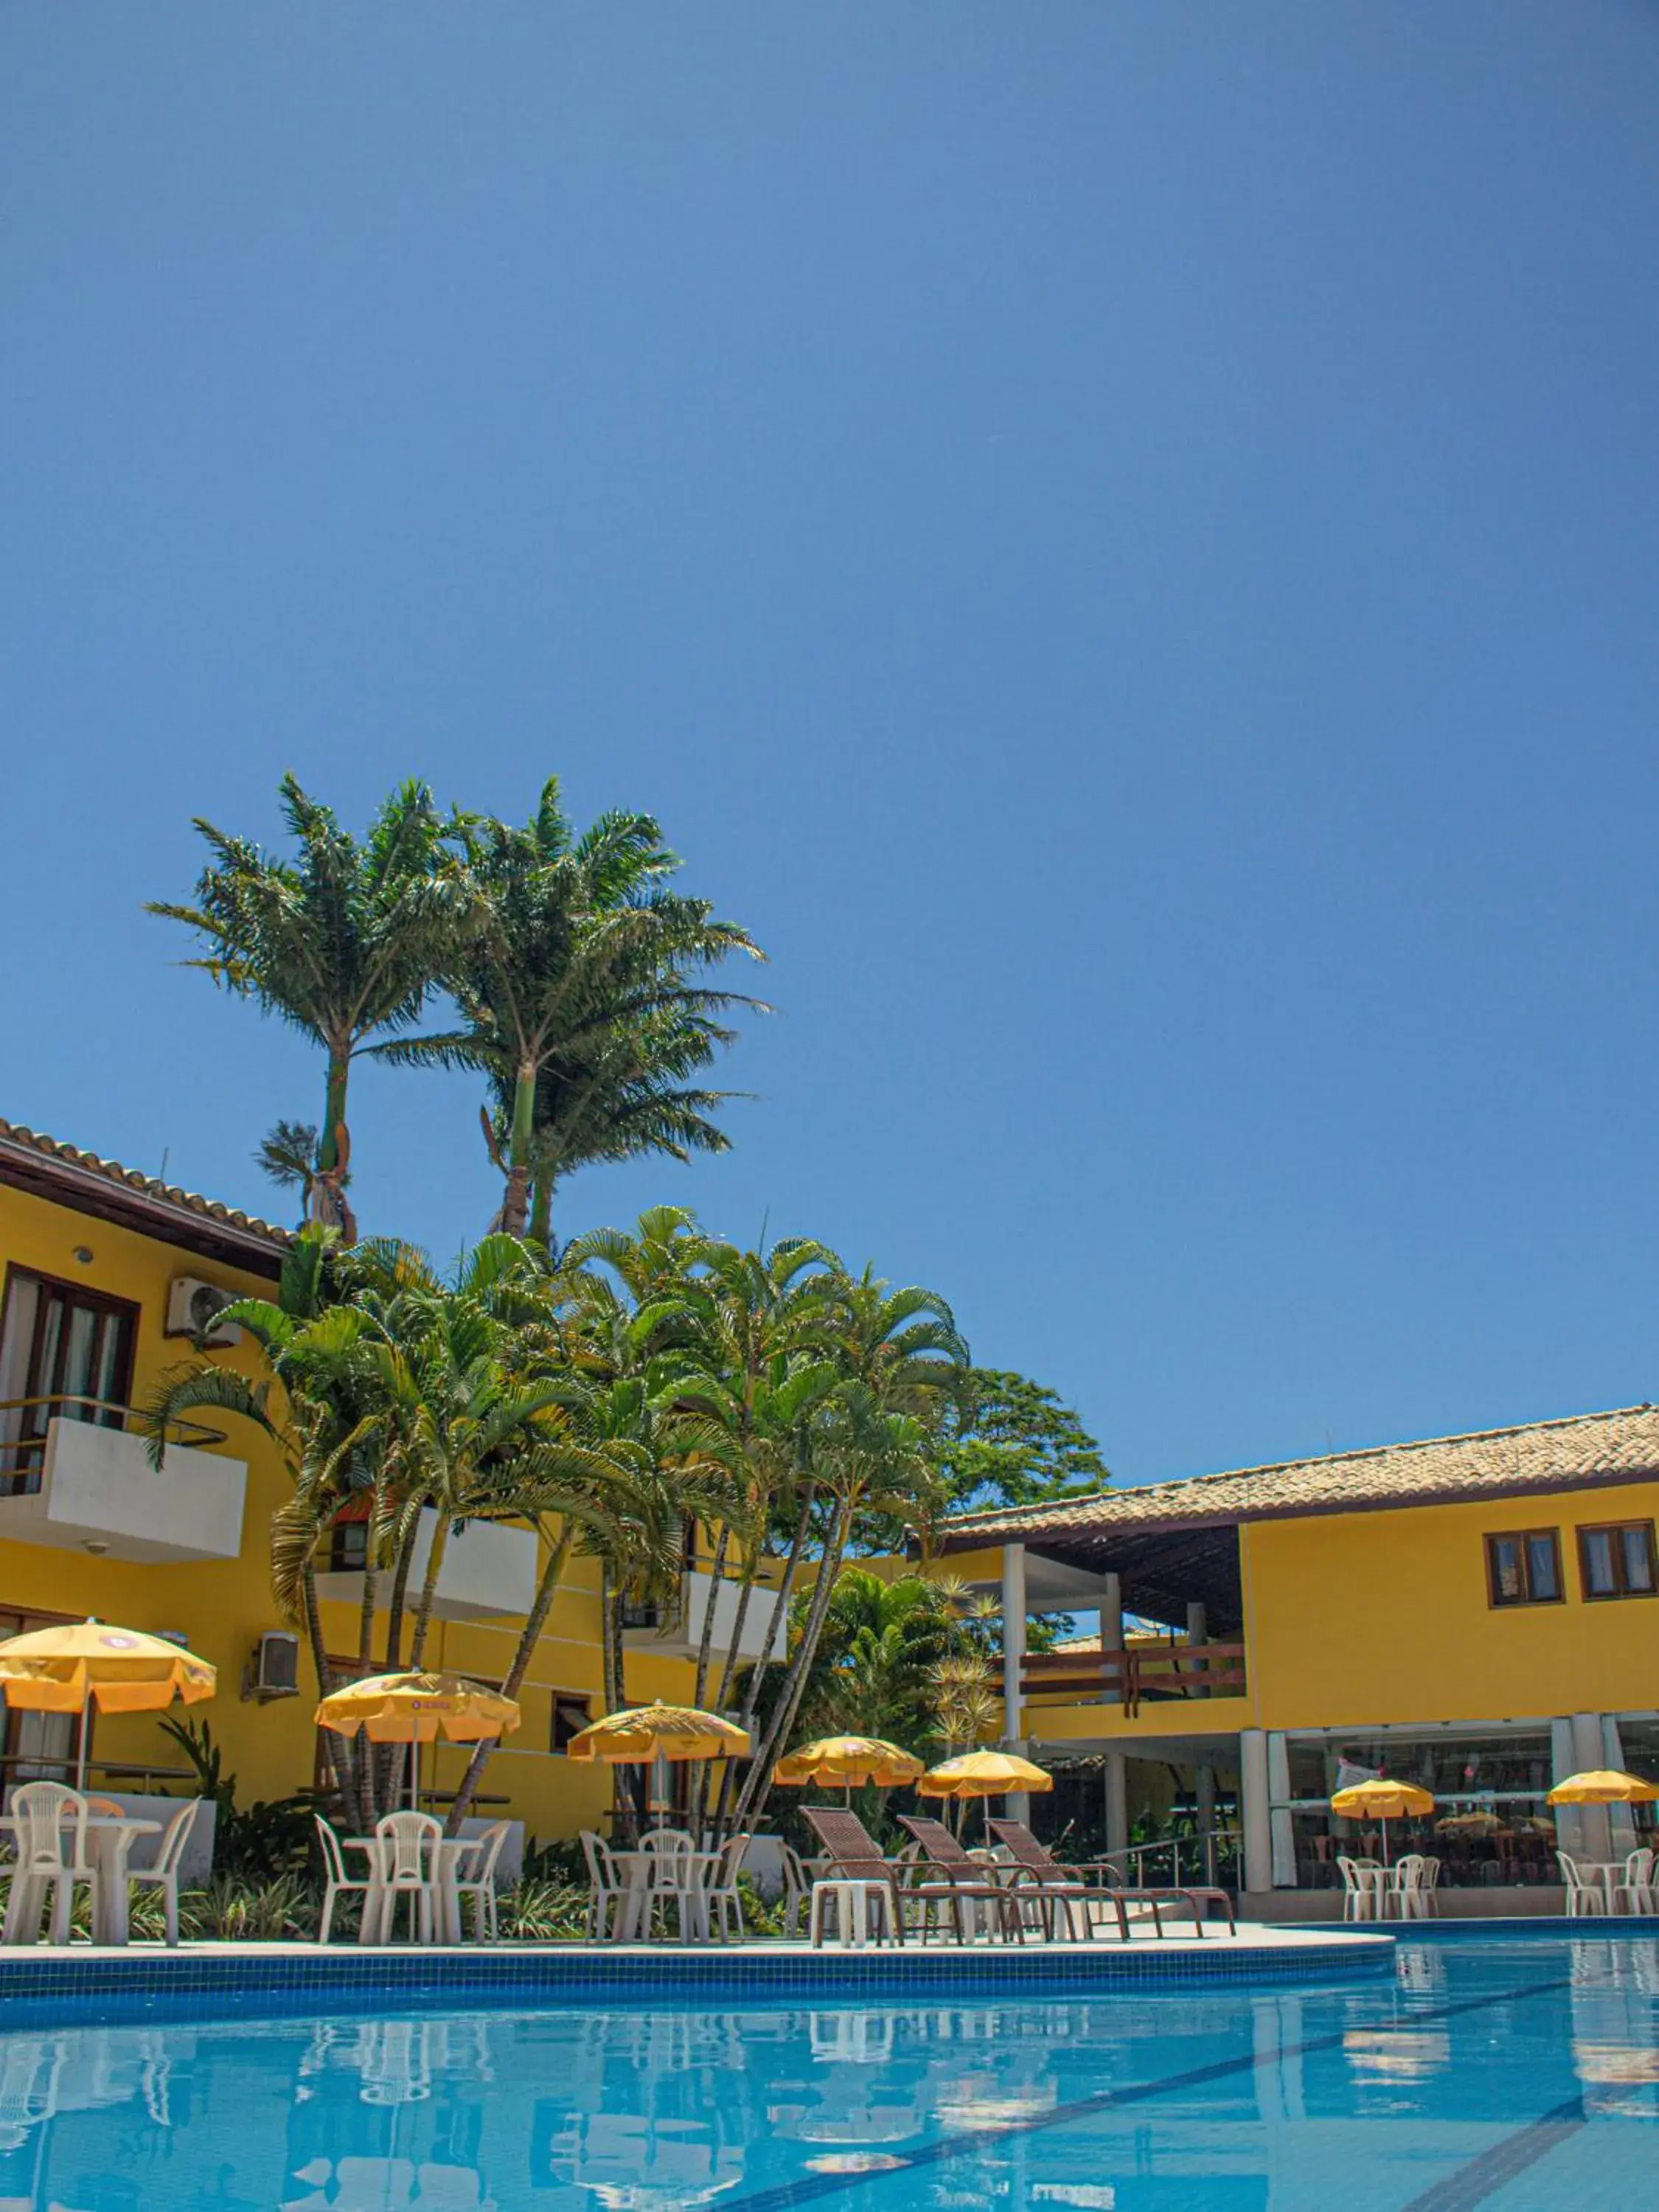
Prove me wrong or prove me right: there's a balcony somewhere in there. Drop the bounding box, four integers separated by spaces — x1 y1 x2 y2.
0 1399 248 1565
315 1508 540 1624
1022 1641 1247 1719
622 1568 786 1665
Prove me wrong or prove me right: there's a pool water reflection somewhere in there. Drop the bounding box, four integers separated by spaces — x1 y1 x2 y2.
0 1935 1653 2210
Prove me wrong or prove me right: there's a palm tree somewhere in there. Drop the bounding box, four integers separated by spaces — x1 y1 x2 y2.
148 776 467 1236
377 780 765 1242
796 1568 964 1742
142 1228 384 1820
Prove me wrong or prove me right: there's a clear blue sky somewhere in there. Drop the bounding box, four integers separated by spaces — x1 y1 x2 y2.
5 5 1659 1489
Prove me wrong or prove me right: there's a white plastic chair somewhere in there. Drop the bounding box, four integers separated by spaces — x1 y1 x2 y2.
316 1815 378 1944
700 1834 751 1944
580 1830 628 1940
1336 1855 1377 1923
1391 1854 1431 1921
1614 1846 1655 1915
7 1783 96 1946
640 1830 700 1940
1558 1851 1607 1916
451 1823 509 1944
779 1843 812 1938
375 1812 442 1943
127 1800 200 1948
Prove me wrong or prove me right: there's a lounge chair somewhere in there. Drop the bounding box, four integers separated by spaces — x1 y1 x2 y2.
987 1818 1237 1938
801 1806 1025 1945
895 1814 1060 1940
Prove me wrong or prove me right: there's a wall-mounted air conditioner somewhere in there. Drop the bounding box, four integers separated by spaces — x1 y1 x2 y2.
165 1276 242 1347
246 1630 299 1702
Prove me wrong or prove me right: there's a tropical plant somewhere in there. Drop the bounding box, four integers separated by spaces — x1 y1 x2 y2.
793 1568 964 1742
145 1228 606 1826
156 1714 317 1879
148 774 467 1235
375 779 765 1241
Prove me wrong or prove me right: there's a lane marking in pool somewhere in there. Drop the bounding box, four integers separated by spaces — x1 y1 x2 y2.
712 1975 1576 2212
1399 2094 1587 2211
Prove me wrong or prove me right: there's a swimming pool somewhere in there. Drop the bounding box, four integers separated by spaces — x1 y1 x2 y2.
0 1932 1652 2209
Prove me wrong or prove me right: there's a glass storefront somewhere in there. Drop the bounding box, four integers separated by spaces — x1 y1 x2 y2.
1275 1728 1559 1890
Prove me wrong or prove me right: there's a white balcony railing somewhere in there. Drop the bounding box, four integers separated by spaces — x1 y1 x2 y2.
0 1404 247 1565
316 1508 539 1624
622 1568 787 1664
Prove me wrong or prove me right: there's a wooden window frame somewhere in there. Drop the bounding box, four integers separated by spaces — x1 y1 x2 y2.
1576 1520 1658 1603
1484 1528 1564 1609
550 1691 593 1755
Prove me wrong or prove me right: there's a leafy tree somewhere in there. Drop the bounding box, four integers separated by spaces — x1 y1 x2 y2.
936 1367 1108 1514
148 776 466 1238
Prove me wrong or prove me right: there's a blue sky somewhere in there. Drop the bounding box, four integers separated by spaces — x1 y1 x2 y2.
4 6 1659 1489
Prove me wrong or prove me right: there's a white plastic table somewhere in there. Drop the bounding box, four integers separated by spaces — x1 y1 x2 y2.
810 1877 891 1949
345 1834 481 1945
1573 1860 1633 1912
0 1812 160 1947
607 1847 723 1941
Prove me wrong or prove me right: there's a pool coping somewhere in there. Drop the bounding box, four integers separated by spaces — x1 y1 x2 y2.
0 1922 1393 2023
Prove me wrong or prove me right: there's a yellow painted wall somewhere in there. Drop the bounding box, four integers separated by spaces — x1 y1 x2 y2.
0 1178 700 1842
953 1493 1658 1745
1241 1484 1659 1730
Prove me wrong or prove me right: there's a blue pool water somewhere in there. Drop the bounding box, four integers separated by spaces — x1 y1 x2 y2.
0 1935 1653 2210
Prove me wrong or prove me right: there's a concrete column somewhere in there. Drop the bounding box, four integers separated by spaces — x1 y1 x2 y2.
1267 1731 1297 1887
1602 1715 1638 1855
1001 1544 1030 1824
1241 1728 1271 1897
1001 1544 1026 1745
1186 1599 1208 1697
1195 1761 1217 1881
1100 1571 1124 1708
1104 1751 1129 1867
1571 1711 1613 1863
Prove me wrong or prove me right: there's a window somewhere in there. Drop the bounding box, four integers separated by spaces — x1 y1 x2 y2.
1577 1522 1657 1602
0 1603 89 1784
551 1694 592 1753
0 1268 139 1497
327 1518 369 1573
1486 1528 1562 1607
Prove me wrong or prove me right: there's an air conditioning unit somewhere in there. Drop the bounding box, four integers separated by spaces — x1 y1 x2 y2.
165 1276 242 1347
248 1630 299 1702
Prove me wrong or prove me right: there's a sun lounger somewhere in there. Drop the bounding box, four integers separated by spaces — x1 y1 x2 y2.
987 1818 1237 1938
801 1806 1026 1945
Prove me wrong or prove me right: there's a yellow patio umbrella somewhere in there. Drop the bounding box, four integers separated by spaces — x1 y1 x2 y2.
1547 1770 1659 1806
565 1703 751 1833
316 1671 521 1810
0 1618 217 1790
773 1736 924 1804
315 1672 521 1744
1330 1778 1435 1865
564 1703 751 1763
920 1749 1053 1839
919 1750 1054 1799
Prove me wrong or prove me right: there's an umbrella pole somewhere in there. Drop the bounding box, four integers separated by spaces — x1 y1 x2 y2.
75 1693 89 1795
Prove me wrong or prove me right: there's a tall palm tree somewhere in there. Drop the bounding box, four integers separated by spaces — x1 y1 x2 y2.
377 780 765 1242
148 776 467 1236
142 1228 386 1820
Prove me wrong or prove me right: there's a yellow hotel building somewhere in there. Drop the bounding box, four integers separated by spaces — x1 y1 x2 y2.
0 1118 724 1847
940 1405 1659 1912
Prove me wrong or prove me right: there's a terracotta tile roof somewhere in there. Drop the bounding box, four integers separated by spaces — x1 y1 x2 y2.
941 1403 1659 1553
0 1117 291 1274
